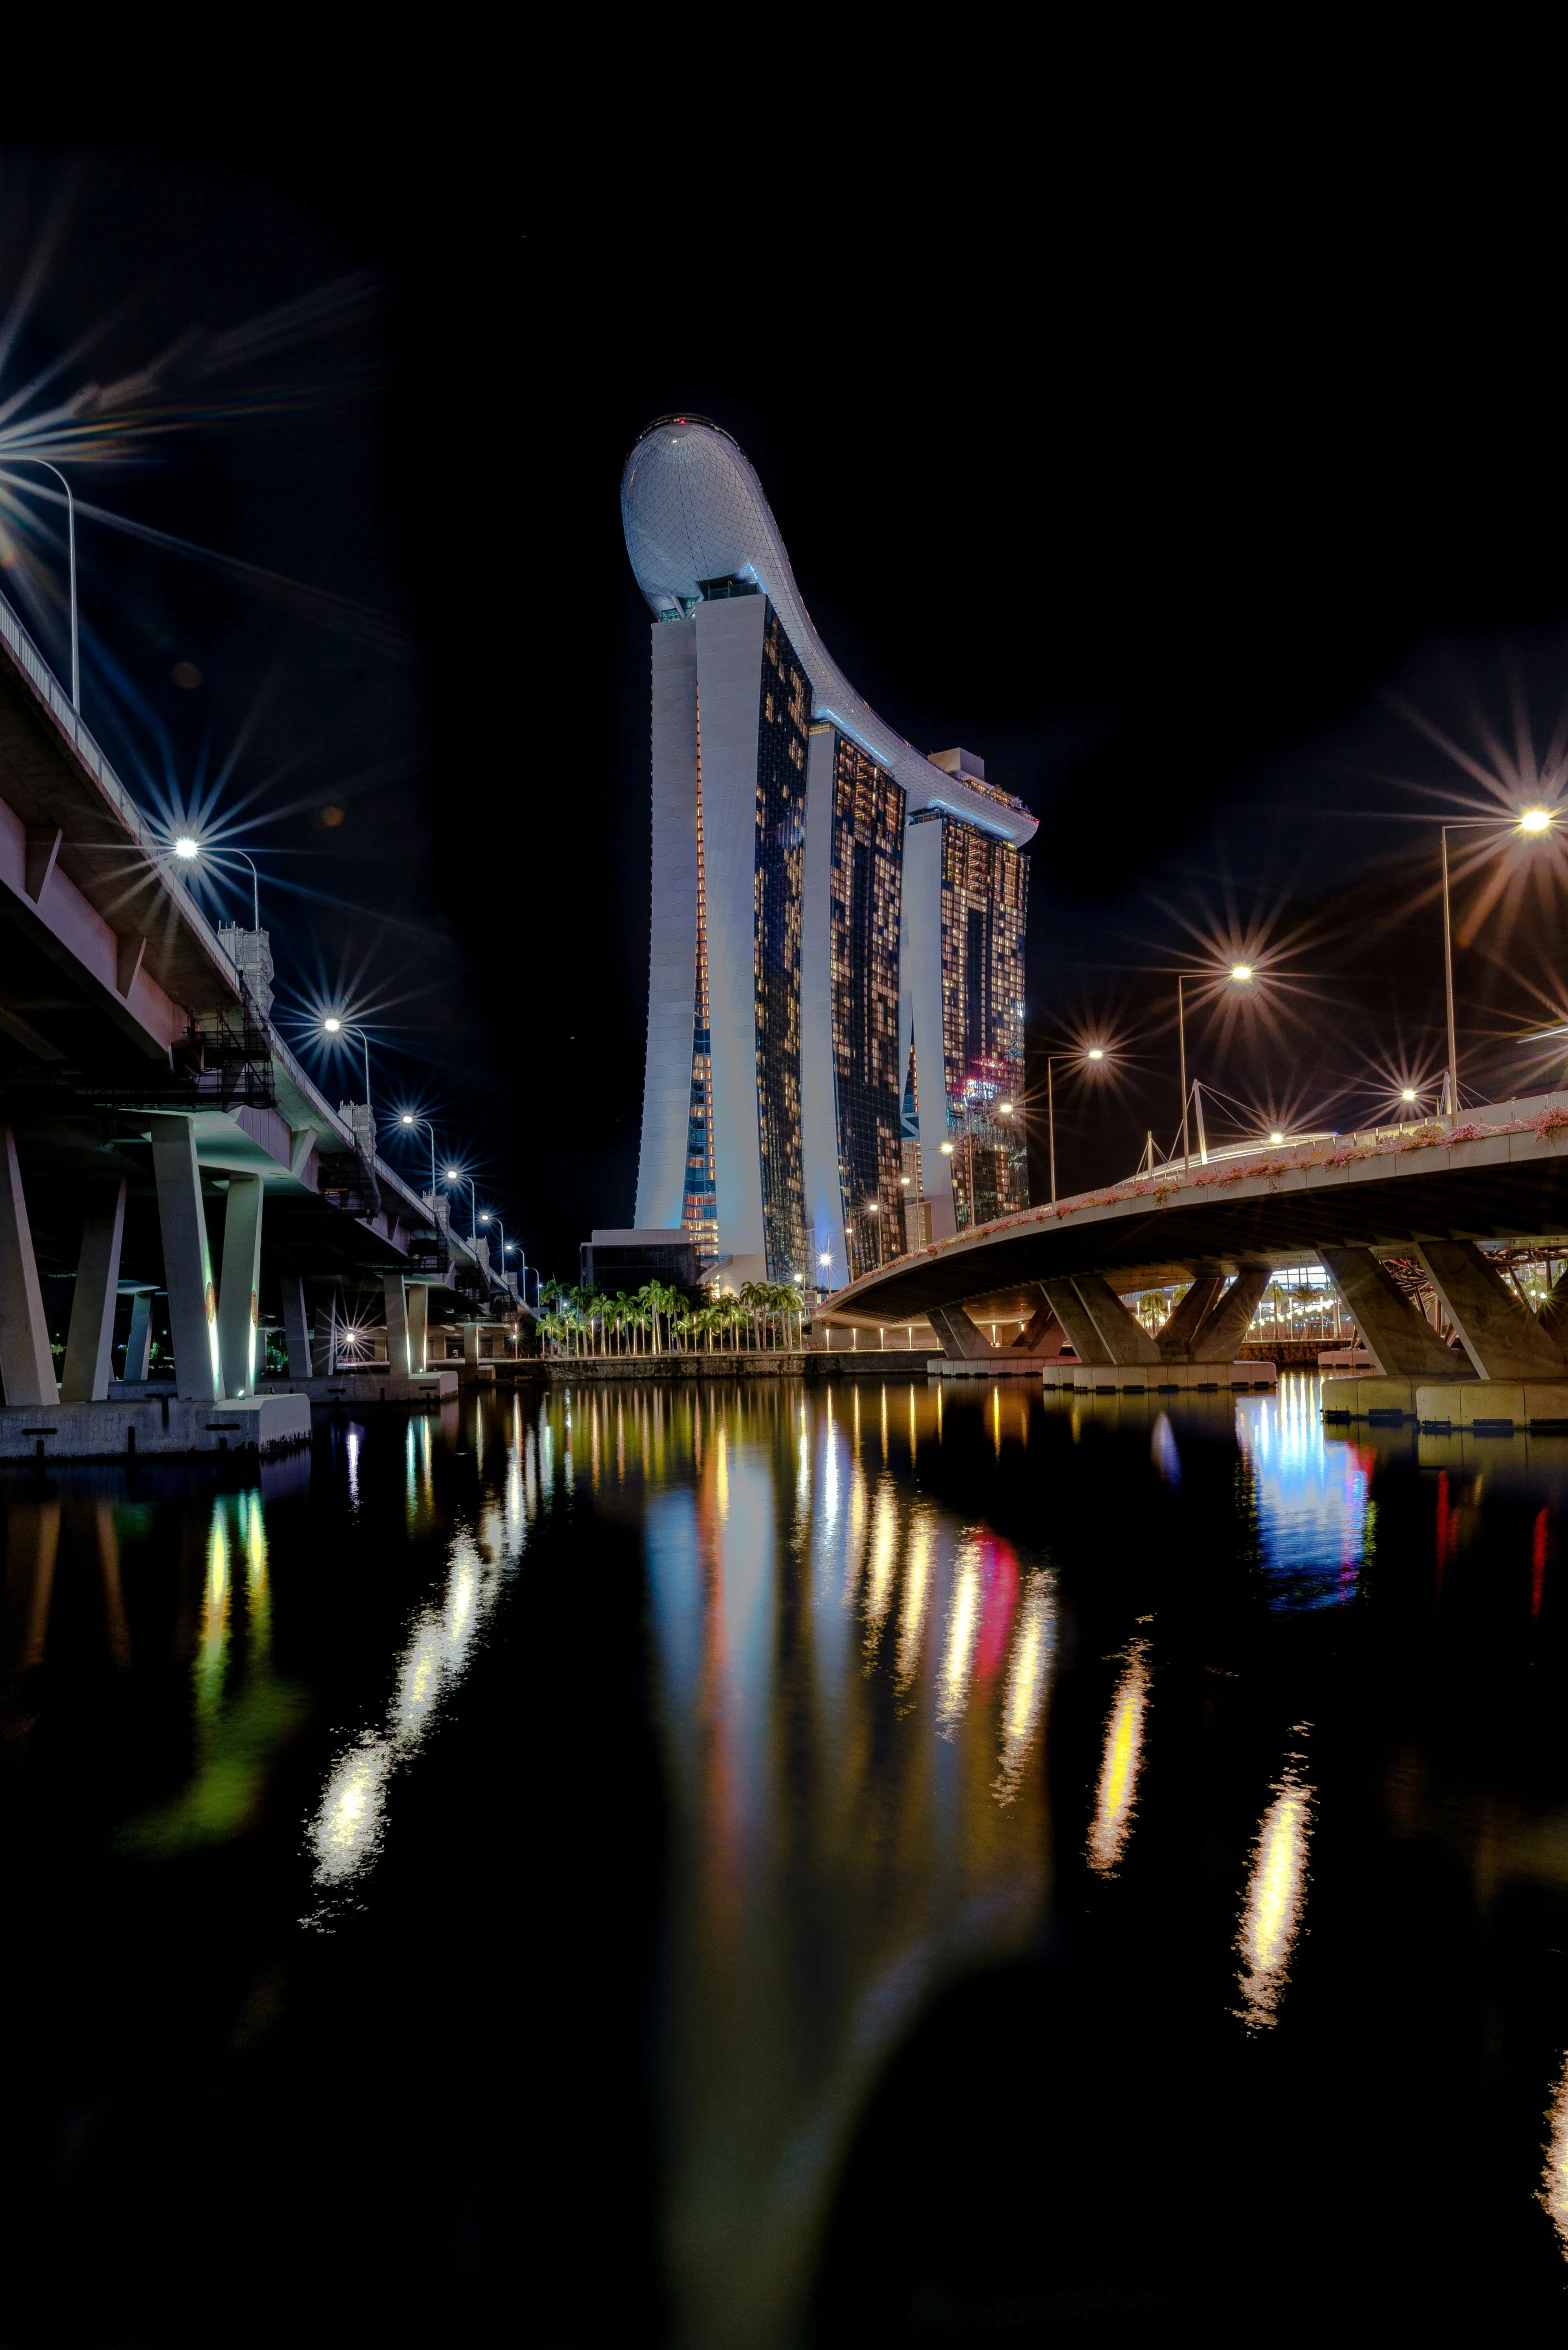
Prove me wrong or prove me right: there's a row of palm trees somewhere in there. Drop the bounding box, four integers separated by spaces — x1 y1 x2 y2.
535 1279 807 1358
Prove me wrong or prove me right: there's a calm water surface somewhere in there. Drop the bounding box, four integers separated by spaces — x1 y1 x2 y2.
7 1375 1568 2342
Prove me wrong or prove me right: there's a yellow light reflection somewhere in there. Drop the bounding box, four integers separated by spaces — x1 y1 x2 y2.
864 1482 899 1641
896 1507 935 1691
995 1571 1055 1804
1087 1646 1149 1875
1236 1769 1313 2027
938 1537 981 1729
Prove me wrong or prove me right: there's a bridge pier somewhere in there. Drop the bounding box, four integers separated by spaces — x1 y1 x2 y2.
217 1175 264 1399
0 1125 56 1408
123 1290 154 1384
150 1115 220 1403
1318 1246 1459 1381
407 1282 429 1375
60 1180 127 1403
1181 1268 1271 1361
280 1275 311 1380
385 1275 412 1376
1412 1240 1568 1381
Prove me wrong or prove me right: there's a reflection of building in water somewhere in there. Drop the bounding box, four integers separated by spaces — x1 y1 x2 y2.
1237 1383 1370 1608
1088 1645 1150 1875
1236 1766 1313 2028
640 1382 1051 2348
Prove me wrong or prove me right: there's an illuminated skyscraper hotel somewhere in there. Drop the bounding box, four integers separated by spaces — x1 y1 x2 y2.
621 417 1037 1289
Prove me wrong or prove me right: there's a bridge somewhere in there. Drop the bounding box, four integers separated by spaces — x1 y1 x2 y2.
0 588 525 1456
823 1099 1568 1430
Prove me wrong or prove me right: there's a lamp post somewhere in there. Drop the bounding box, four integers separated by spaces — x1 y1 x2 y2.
444 1163 477 1252
479 1207 509 1286
1142 966 1255 1178
171 835 261 932
321 1014 372 1107
1042 1047 1108 1207
2 457 77 710
397 1111 438 1201
1439 809 1555 1123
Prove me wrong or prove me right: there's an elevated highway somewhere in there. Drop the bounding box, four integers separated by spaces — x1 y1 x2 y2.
0 586 521 1441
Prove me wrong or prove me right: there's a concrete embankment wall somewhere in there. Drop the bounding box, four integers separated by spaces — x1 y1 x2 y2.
539 1350 939 1384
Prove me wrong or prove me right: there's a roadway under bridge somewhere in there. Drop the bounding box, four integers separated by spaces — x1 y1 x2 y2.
0 589 527 1453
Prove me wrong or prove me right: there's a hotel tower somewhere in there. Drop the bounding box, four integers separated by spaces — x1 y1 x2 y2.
620 417 1038 1290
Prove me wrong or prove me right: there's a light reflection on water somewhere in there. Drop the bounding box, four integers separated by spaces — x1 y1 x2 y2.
14 1371 1568 2325
1236 1375 1372 1608
1236 1752 1314 2028
1087 1643 1150 1877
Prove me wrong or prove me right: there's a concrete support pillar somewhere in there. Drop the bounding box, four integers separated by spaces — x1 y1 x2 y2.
1012 1297 1064 1353
280 1275 311 1380
123 1291 153 1383
312 1307 335 1377
463 1321 481 1366
1040 1278 1116 1366
1318 1246 1459 1379
216 1175 264 1399
150 1116 220 1402
1413 1239 1568 1381
61 1178 128 1402
0 1126 57 1407
1156 1276 1225 1359
927 1303 996 1360
1064 1274 1163 1366
407 1283 428 1375
1185 1268 1271 1362
384 1275 411 1376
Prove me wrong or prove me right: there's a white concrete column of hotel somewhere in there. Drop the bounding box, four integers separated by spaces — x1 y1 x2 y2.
695 595 770 1283
216 1175 264 1399
149 1115 221 1402
800 725 845 1278
60 1179 128 1403
385 1274 411 1376
635 616 700 1229
406 1282 429 1375
899 819 957 1240
0 1126 59 1406
123 1290 154 1383
280 1274 311 1380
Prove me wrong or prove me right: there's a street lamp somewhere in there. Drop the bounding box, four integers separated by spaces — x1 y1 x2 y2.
1144 966 1257 1179
1 457 77 709
396 1110 439 1200
443 1162 478 1252
1439 809 1556 1122
320 1013 372 1106
169 835 261 930
1043 1046 1112 1207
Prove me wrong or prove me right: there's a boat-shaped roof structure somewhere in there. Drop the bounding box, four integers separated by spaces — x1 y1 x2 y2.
621 417 1037 848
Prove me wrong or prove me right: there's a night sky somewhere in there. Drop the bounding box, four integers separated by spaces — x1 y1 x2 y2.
5 141 1568 1274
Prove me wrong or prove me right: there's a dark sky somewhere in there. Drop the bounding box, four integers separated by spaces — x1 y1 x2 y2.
5 139 1568 1272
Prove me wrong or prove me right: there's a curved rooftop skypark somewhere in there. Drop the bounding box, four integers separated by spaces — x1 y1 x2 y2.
621 418 1038 851
620 418 1037 1291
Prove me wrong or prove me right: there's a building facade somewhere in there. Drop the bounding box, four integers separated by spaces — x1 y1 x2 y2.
621 417 1038 1291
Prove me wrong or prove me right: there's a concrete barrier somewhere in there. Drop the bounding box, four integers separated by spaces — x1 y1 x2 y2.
0 1393 310 1459
1069 1361 1276 1395
1414 1380 1568 1435
255 1370 458 1406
